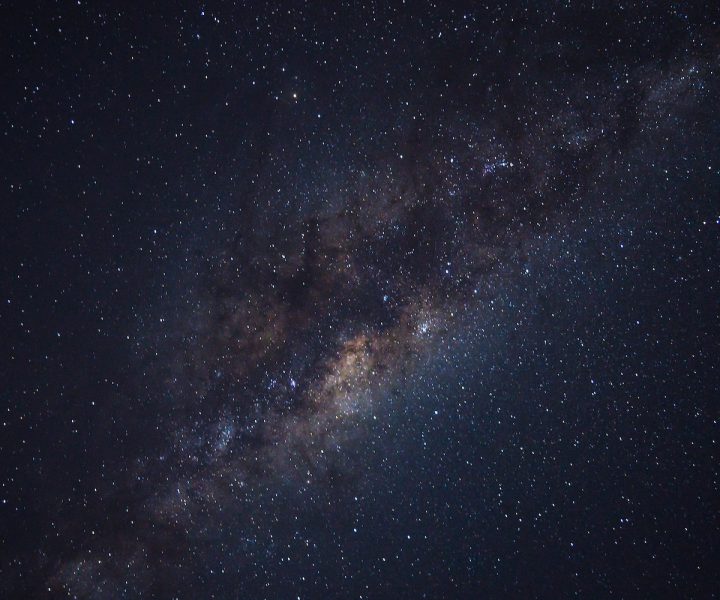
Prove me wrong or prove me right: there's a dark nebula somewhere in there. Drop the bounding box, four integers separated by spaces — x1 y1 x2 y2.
1 2 719 598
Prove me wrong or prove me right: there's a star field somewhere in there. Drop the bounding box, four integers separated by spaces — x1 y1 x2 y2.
1 2 719 598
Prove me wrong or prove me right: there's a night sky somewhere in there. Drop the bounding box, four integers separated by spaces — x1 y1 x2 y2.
1 2 719 598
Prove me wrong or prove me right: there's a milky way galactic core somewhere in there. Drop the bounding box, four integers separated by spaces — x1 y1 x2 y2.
1 2 718 598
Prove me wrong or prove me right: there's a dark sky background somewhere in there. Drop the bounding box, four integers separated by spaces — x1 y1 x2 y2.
1 1 718 598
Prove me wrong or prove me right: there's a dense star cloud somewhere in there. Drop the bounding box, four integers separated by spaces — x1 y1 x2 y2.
1 2 718 598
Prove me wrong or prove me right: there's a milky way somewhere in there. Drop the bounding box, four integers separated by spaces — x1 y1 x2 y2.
2 3 719 598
